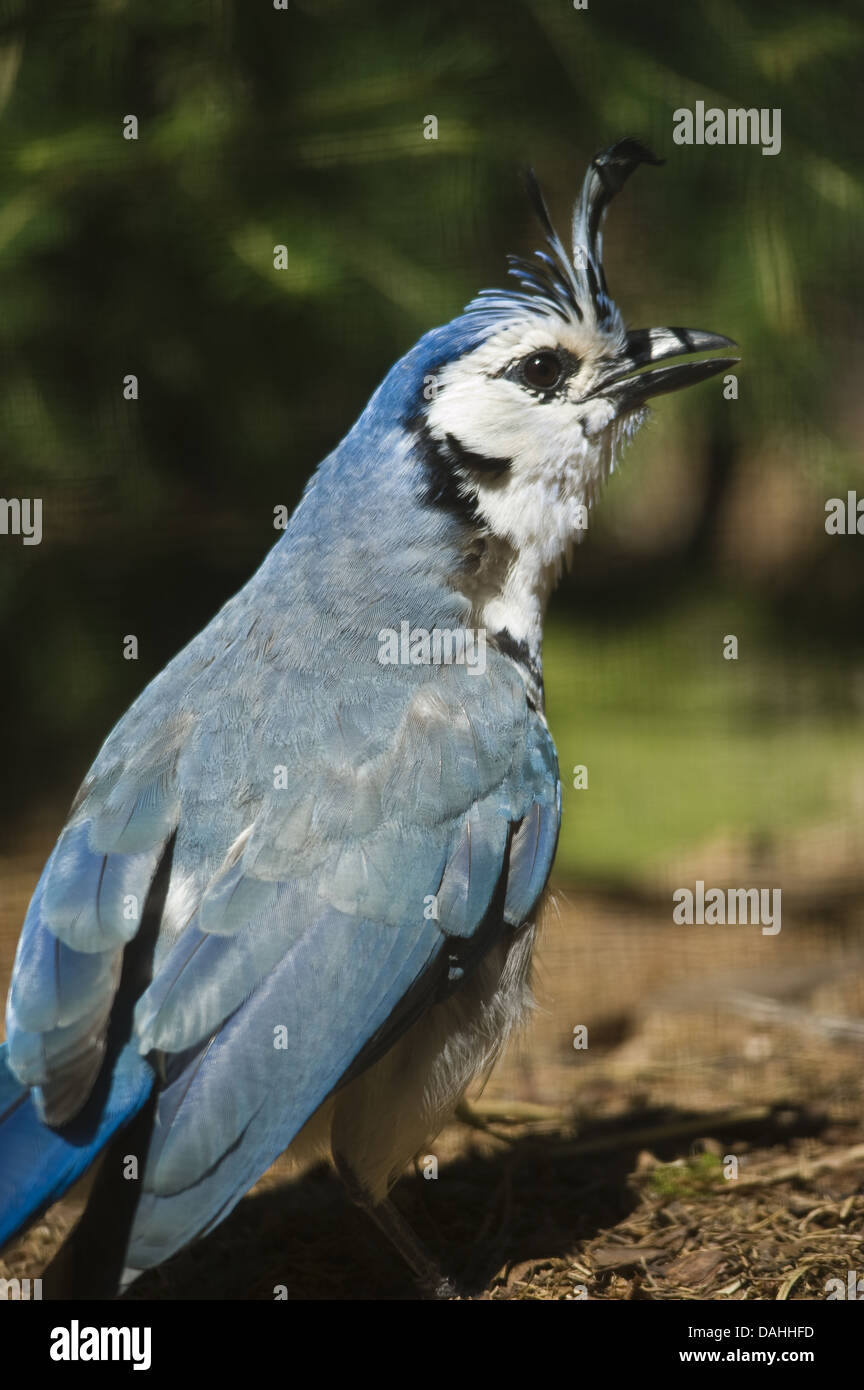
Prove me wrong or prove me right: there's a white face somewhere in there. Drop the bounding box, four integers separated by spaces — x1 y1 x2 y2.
416 143 736 665
423 312 646 574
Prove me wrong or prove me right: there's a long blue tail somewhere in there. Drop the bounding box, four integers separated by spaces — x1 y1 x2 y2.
0 1040 153 1250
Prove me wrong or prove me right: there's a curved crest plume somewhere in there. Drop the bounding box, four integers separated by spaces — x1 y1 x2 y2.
466 137 664 333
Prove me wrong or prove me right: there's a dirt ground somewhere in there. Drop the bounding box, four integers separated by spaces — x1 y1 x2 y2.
1 815 863 1300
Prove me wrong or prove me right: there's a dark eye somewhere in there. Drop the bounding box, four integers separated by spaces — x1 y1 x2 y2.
520 350 564 392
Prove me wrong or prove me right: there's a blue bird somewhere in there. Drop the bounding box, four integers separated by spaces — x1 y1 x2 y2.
0 139 736 1297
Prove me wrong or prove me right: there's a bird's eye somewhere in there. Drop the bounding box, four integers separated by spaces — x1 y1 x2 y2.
520 350 564 392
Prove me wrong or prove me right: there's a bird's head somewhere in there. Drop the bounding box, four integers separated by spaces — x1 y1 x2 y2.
297 139 737 677
410 138 737 582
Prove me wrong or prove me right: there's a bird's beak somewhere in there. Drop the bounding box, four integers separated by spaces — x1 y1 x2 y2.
588 326 739 413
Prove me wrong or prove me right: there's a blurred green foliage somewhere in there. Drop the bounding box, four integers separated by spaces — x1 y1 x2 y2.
547 601 863 880
0 0 862 874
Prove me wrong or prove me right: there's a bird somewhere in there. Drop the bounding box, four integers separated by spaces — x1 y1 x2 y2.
0 137 737 1298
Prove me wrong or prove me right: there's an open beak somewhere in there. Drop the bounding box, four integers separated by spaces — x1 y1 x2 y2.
588 326 739 413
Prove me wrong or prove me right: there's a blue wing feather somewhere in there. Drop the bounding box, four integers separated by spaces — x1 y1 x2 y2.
3 597 560 1270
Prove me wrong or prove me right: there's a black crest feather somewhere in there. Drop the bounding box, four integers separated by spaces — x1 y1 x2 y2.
466 138 663 331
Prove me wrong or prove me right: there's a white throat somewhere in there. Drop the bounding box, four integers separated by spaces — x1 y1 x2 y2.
421 314 641 686
478 539 563 654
